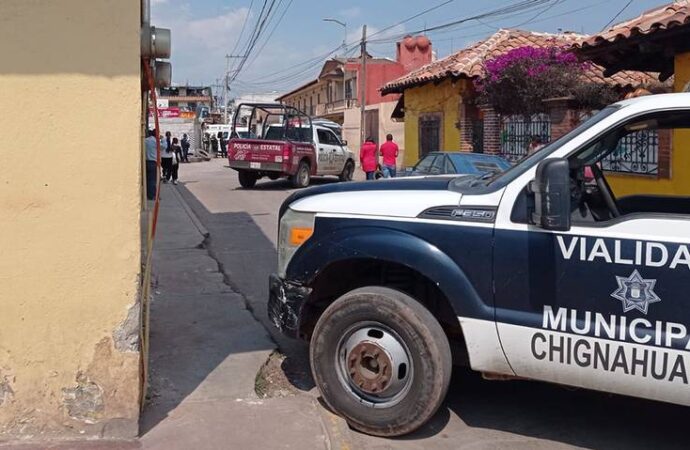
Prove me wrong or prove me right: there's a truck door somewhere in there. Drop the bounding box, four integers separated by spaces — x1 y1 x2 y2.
325 129 347 173
493 110 690 407
316 128 337 174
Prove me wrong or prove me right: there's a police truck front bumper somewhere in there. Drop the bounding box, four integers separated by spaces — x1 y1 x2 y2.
268 273 312 338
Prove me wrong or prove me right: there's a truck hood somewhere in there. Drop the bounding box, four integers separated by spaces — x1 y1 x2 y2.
283 176 463 219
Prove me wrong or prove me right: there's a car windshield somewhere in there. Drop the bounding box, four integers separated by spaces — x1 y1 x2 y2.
446 154 511 174
451 105 620 191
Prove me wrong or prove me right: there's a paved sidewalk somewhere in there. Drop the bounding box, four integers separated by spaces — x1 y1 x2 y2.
139 184 339 449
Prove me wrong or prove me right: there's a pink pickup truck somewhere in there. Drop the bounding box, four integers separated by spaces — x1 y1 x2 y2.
228 103 354 188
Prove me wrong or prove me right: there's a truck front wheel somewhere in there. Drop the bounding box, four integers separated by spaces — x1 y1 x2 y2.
339 160 354 182
290 160 310 188
238 170 258 188
310 286 452 437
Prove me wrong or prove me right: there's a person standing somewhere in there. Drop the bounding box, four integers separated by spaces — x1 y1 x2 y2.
360 137 378 180
169 137 182 185
380 134 399 178
528 135 545 155
144 129 158 200
161 131 173 183
219 131 227 158
181 133 191 162
210 133 218 155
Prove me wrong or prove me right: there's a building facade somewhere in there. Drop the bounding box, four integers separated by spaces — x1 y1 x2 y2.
0 0 147 440
277 36 434 166
382 29 659 168
576 0 690 197
159 85 213 111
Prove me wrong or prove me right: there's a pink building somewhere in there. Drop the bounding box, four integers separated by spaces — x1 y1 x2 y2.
277 35 433 165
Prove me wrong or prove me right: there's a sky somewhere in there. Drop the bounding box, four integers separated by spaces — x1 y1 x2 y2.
151 0 668 99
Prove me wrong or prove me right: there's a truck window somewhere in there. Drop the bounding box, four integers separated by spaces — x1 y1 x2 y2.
316 129 330 145
264 126 285 141
325 130 341 145
568 109 690 223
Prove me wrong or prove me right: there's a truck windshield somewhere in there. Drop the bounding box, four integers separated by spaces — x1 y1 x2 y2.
450 105 621 192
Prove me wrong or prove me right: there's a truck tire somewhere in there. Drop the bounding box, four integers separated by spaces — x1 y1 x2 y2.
339 160 354 182
310 286 452 437
238 170 257 188
290 160 310 188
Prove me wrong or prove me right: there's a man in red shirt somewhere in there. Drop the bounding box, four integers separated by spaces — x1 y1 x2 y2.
380 134 399 178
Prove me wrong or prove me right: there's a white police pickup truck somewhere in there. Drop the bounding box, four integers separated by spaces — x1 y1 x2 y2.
268 93 690 436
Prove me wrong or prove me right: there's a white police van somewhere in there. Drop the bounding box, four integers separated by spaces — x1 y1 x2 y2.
268 93 690 436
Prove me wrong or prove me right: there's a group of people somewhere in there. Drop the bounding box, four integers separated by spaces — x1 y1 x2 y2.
359 134 400 180
203 132 228 157
144 130 191 200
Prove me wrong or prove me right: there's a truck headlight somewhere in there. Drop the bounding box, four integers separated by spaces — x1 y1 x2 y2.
277 208 315 278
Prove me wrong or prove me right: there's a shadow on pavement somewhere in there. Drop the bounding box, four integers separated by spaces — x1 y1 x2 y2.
176 184 316 392
141 187 279 435
231 176 343 192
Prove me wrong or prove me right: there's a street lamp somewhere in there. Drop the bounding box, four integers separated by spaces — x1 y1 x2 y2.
323 18 347 51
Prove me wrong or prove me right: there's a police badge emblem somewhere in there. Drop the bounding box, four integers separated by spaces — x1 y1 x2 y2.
610 269 661 315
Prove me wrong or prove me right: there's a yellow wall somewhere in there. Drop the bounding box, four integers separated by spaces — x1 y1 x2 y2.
403 78 463 167
0 0 141 439
608 52 690 197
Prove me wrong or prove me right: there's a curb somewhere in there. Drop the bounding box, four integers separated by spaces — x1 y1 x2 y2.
169 186 210 238
314 398 356 450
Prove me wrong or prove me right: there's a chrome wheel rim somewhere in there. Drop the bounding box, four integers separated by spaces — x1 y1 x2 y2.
335 322 413 408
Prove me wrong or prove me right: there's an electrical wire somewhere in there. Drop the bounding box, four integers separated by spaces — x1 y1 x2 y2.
367 0 456 39
367 0 556 44
227 0 255 73
601 0 633 31
242 0 294 72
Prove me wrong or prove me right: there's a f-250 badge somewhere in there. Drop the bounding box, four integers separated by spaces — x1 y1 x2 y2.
611 269 660 315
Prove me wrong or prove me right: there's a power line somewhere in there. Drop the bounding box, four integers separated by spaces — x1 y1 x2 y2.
601 0 633 31
367 0 456 39
242 0 294 72
514 0 563 27
226 0 255 74
234 0 459 90
368 0 555 44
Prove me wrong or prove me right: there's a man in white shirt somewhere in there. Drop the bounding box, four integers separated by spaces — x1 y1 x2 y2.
145 129 158 200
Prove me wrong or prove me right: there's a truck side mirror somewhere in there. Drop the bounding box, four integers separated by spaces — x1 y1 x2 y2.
530 158 571 232
340 140 348 146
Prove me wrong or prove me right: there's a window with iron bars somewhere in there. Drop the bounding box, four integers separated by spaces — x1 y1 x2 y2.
601 130 659 175
500 114 551 162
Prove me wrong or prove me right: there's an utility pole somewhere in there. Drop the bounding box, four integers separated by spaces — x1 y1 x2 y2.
359 25 367 150
223 54 244 124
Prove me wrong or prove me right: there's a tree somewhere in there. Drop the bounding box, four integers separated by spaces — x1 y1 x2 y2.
475 46 617 118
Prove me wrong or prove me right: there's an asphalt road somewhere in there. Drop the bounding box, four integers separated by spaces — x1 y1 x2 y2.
177 159 687 450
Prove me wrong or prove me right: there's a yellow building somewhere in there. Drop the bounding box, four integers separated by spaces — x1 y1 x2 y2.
0 0 154 440
576 1 690 196
382 29 659 168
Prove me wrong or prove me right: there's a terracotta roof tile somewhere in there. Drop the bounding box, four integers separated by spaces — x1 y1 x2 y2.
381 29 658 94
577 1 690 50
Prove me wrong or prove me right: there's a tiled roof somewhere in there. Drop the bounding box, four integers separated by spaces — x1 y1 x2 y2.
381 29 658 94
577 1 690 50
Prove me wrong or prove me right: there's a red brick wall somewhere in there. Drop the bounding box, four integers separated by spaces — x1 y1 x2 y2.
479 105 500 154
